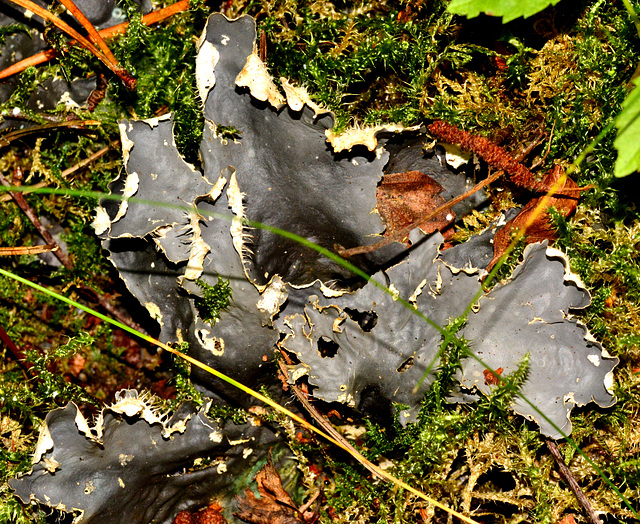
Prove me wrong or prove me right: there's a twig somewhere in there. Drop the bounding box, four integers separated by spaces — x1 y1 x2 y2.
0 322 33 375
546 438 603 524
0 244 57 256
1 141 117 203
0 120 101 149
277 350 384 480
0 171 145 333
0 0 190 79
61 142 116 177
0 169 74 269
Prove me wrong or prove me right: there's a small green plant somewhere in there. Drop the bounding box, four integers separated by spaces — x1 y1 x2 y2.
194 276 231 323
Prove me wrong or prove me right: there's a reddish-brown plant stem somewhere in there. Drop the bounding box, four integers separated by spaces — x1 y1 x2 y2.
0 120 101 149
277 349 384 480
0 322 34 375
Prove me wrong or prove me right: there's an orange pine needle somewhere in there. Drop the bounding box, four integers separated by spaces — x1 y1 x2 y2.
4 0 135 88
56 0 119 66
0 0 189 81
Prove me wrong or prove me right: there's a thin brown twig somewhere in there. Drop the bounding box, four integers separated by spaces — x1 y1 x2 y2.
277 350 384 480
61 142 117 177
0 120 101 149
0 171 145 333
546 438 603 524
0 170 74 269
0 244 57 256
0 322 34 375
1 140 117 203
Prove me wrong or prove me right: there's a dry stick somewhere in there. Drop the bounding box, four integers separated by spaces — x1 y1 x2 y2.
0 141 115 203
338 167 504 258
4 0 135 88
0 0 190 79
546 438 604 524
60 142 116 178
0 244 57 256
0 120 101 149
0 322 33 374
0 170 74 269
0 172 144 333
277 352 385 480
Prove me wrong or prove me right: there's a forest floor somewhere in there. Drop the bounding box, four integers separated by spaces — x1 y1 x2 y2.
1 0 640 523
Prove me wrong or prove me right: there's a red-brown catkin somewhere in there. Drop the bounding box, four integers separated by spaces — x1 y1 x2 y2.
427 120 547 193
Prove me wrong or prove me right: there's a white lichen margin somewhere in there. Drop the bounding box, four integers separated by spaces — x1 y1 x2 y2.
236 53 285 108
325 123 409 153
195 39 219 106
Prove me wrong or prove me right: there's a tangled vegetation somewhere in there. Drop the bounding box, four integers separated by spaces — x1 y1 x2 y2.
1 0 640 522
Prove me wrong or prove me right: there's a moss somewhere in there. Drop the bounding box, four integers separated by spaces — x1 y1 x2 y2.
194 276 232 324
170 341 204 406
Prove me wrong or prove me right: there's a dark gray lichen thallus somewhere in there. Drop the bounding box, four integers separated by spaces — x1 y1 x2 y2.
11 11 618 524
10 390 280 524
93 12 616 435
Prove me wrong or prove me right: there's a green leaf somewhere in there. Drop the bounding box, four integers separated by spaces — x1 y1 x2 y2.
447 0 563 23
614 79 640 177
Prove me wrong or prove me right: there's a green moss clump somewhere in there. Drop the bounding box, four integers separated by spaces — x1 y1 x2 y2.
194 276 232 324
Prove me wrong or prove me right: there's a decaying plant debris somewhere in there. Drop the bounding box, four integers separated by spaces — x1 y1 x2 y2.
2 1 640 523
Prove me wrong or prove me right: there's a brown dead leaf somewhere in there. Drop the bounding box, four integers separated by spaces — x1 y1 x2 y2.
483 367 504 386
376 171 453 242
556 515 578 524
488 166 580 272
173 502 227 524
235 461 305 524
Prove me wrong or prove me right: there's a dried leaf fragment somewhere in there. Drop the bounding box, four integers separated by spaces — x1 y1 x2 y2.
235 461 305 524
488 165 580 271
173 503 228 524
376 170 453 241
